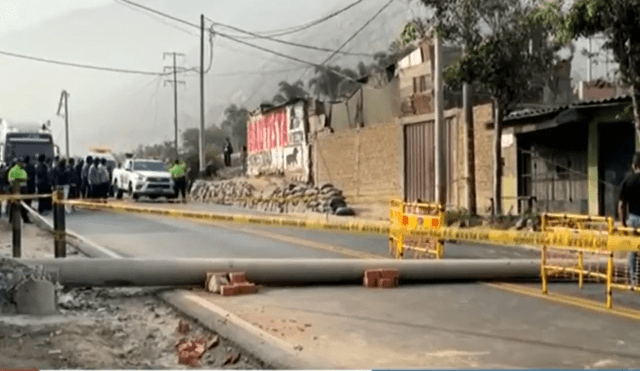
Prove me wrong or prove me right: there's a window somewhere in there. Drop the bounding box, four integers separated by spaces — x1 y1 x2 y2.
132 161 167 172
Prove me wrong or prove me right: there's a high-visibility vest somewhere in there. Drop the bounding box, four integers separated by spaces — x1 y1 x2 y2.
8 165 27 183
170 162 186 179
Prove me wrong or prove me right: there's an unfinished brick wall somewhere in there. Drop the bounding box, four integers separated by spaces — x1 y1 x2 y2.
313 123 401 202
472 103 496 214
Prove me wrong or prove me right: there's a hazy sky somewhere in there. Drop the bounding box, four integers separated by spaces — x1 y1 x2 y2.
0 0 111 35
0 0 615 155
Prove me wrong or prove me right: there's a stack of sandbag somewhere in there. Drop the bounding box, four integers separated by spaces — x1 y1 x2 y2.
190 180 355 216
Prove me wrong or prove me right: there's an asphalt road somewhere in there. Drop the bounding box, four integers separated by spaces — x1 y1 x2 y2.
59 209 539 260
48 208 640 369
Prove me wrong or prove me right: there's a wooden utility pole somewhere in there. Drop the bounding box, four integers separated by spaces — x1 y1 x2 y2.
163 52 185 159
199 14 206 173
56 90 70 158
434 32 446 206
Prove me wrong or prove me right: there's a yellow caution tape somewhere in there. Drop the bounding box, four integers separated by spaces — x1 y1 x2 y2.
63 200 392 235
0 193 53 201
61 199 640 252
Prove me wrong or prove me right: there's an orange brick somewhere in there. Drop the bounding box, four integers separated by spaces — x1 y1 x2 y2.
363 270 380 287
228 272 247 284
378 269 398 280
220 285 239 296
378 278 397 288
235 283 259 295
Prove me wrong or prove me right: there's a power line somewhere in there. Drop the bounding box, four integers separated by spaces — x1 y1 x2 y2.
113 0 399 85
118 0 200 37
0 49 169 76
116 0 374 58
222 0 367 38
320 0 396 66
205 16 374 57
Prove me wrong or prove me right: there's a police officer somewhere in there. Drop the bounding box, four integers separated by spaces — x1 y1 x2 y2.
35 154 52 215
8 158 30 223
169 159 188 203
82 156 94 199
23 155 36 213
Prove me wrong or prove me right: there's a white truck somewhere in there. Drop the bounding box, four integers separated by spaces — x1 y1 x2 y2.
112 158 174 201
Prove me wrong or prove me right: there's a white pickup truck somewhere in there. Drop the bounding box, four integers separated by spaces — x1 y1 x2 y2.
112 158 174 201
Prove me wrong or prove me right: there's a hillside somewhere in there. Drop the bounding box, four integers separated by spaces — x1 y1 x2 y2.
0 0 423 154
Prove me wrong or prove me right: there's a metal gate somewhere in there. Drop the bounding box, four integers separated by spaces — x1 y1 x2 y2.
404 121 435 202
403 118 456 203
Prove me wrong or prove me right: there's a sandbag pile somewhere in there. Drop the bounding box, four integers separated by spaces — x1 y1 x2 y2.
190 180 355 215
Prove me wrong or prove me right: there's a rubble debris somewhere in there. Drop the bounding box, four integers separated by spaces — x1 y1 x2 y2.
223 352 241 366
178 320 191 335
206 335 220 349
190 179 354 216
0 258 56 314
177 338 207 367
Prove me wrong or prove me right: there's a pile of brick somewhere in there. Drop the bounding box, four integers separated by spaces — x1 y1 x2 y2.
0 258 56 314
190 180 354 216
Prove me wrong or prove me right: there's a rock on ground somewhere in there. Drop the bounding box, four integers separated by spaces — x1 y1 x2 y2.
0 287 266 369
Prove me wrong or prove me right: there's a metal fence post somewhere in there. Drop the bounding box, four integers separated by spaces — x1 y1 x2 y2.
541 214 548 294
53 188 66 258
11 194 21 258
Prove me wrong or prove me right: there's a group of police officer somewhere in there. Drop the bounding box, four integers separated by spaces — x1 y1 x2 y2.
0 155 114 222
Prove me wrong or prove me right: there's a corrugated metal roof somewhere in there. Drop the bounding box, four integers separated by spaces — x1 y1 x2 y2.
505 94 632 121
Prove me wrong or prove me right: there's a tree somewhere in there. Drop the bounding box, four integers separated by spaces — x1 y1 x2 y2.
272 80 309 105
221 104 250 149
534 0 640 141
412 0 485 215
444 1 560 215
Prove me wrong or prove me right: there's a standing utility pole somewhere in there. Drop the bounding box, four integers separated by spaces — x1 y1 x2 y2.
56 90 70 158
199 14 206 173
163 52 185 159
462 59 476 214
587 37 592 82
434 32 446 206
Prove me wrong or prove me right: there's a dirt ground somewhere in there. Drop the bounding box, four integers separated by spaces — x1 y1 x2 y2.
0 288 266 369
0 220 266 369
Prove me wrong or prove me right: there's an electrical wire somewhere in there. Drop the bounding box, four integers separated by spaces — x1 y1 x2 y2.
0 49 168 76
320 0 396 66
116 0 374 58
205 16 374 57
113 0 400 85
224 0 367 38
118 0 200 37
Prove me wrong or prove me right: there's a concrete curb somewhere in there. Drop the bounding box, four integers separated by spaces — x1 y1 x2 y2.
24 204 334 369
162 290 335 370
22 203 119 258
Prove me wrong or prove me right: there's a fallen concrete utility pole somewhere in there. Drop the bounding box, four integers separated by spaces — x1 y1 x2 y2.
17 258 541 287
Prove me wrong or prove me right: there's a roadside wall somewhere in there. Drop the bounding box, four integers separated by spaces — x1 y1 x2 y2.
247 101 310 182
313 123 401 203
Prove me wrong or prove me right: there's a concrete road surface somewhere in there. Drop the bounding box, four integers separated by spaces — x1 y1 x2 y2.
48 208 640 369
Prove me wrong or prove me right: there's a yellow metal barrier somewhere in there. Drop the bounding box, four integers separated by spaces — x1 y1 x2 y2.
388 200 444 260
60 197 640 310
539 213 640 309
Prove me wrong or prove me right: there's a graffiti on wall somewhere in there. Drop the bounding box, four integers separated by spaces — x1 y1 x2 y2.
247 101 309 180
247 109 288 155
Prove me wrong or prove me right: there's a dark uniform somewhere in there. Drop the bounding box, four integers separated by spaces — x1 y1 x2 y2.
23 156 36 213
36 155 52 214
618 152 640 285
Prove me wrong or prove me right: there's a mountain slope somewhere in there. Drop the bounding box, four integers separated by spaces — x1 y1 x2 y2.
0 0 423 153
